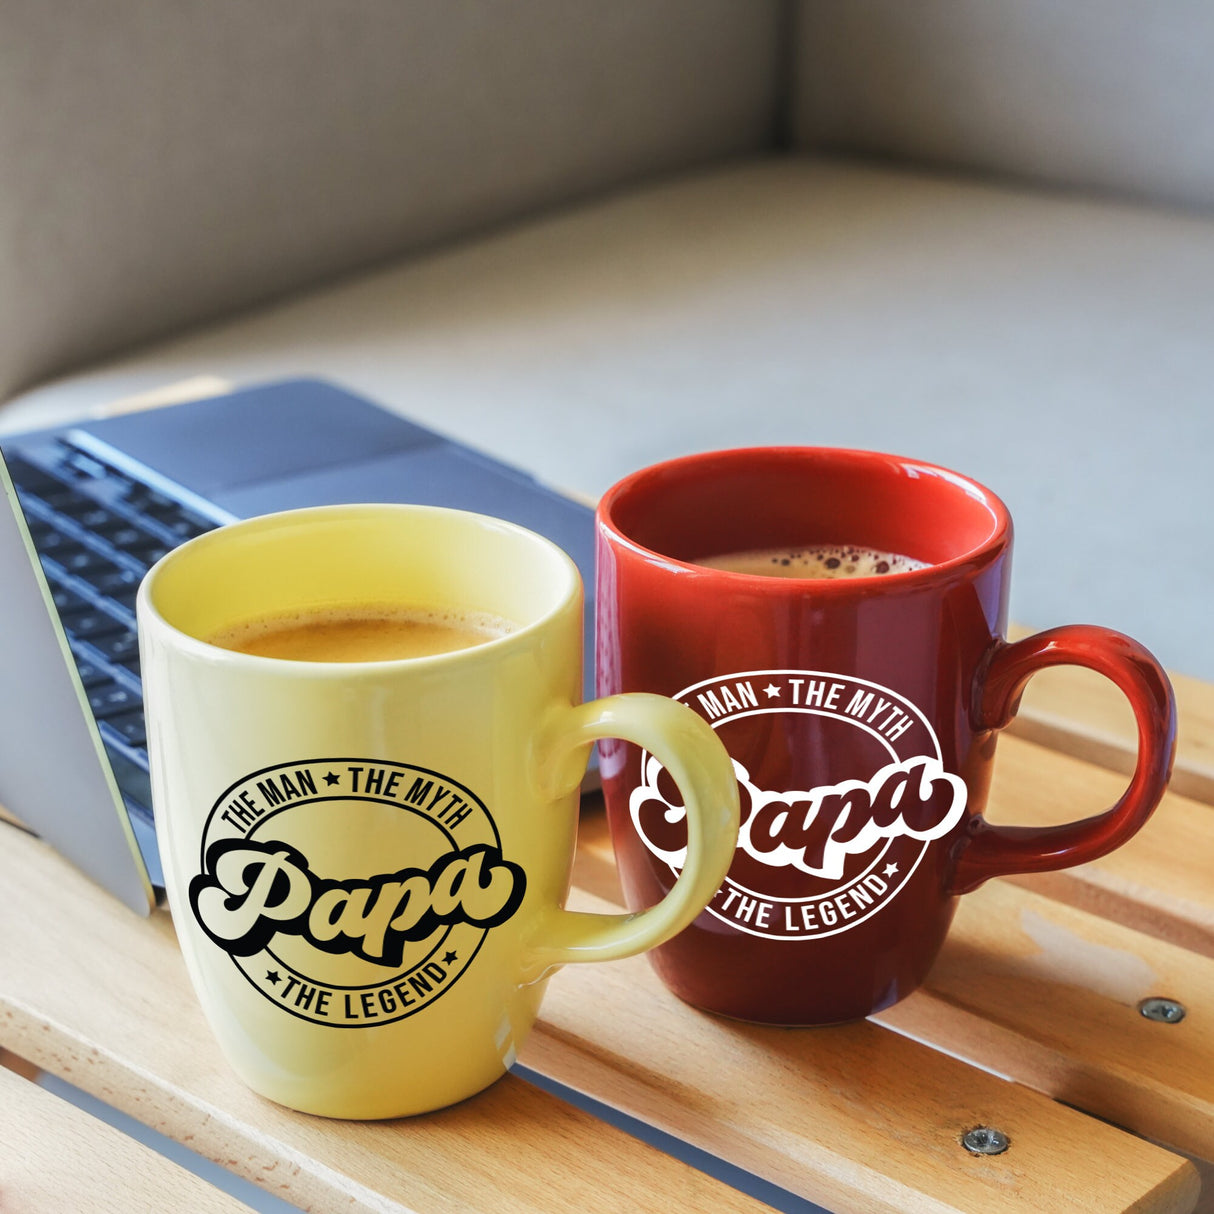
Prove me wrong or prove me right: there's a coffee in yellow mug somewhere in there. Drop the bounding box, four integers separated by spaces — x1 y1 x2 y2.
137 504 740 1119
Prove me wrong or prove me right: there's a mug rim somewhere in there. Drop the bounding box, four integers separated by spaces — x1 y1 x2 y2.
596 446 1012 593
137 502 583 675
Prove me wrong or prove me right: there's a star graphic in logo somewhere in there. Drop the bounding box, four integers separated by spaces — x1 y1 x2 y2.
265 970 282 985
323 771 341 786
763 683 782 698
883 863 899 878
442 951 458 965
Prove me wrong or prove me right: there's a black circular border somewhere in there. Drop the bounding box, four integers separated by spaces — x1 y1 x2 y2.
198 757 500 1027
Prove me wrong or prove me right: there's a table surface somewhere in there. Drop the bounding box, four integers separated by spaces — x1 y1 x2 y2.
1 651 1212 1213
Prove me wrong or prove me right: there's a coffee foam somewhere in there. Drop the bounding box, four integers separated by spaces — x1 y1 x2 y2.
698 544 927 580
207 603 516 660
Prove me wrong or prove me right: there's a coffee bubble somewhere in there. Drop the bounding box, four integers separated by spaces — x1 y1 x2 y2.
698 544 927 580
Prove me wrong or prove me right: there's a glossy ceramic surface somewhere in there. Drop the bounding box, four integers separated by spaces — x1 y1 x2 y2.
596 448 1175 1025
139 504 739 1116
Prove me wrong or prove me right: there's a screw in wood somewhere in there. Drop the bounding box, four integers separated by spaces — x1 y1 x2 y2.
1138 997 1186 1023
962 1127 1009 1156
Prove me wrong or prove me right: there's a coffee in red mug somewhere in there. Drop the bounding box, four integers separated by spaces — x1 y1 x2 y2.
595 447 1176 1026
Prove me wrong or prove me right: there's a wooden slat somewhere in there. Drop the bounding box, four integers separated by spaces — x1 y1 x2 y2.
561 810 1199 1214
1007 623 1214 804
527 892 1198 1214
876 879 1214 1161
0 1065 253 1212
0 819 773 1214
578 741 1214 1169
0 1046 40 1081
989 734 1214 958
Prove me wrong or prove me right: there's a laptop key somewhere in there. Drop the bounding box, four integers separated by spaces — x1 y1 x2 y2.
73 504 120 531
102 742 152 814
4 454 64 496
92 517 151 550
72 657 109 689
103 711 147 748
25 480 89 512
132 543 173 569
7 459 85 510
57 447 110 481
104 586 139 615
64 609 125 641
46 483 109 520
155 508 214 539
53 543 113 578
49 583 92 619
90 632 140 664
128 488 176 514
87 566 142 597
26 522 71 555
88 682 143 719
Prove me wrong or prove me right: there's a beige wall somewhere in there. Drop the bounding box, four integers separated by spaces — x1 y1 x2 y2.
0 0 783 399
793 0 1214 213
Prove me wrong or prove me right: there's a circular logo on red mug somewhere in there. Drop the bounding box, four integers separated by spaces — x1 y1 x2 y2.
632 671 967 940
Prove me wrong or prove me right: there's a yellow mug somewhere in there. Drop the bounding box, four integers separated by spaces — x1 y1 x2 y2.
138 504 740 1119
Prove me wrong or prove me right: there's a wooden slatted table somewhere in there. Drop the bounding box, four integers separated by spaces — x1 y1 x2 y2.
0 1058 252 1211
1 661 1211 1213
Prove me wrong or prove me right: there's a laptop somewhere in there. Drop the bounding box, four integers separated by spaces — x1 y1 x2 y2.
0 379 596 915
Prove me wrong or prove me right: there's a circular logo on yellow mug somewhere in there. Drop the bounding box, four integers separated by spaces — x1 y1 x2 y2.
189 758 525 1027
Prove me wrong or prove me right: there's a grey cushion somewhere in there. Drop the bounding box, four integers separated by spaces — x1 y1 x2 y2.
793 0 1214 212
6 157 1212 678
0 0 781 399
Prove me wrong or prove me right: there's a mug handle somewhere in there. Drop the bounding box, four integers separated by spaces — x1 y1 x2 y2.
948 625 1177 895
525 693 739 976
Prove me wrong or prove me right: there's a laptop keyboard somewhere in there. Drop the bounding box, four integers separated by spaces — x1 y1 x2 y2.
5 441 221 814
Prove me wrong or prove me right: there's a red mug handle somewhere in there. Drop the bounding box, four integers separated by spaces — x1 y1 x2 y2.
948 625 1177 895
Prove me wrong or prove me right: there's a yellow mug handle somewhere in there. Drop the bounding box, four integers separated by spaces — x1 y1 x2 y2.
527 692 739 976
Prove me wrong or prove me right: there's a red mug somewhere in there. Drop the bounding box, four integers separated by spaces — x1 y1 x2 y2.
594 447 1176 1025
